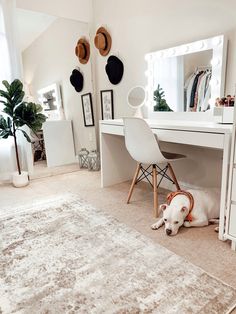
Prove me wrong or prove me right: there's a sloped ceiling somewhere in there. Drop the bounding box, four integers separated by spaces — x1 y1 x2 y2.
16 8 57 52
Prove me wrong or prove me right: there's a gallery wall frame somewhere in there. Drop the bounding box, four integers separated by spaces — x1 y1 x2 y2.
81 93 94 127
100 89 114 120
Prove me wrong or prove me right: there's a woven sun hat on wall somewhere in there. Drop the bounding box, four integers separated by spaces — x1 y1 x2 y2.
94 27 112 56
75 38 90 64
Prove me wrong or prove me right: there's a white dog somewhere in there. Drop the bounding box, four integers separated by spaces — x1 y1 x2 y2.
151 189 220 236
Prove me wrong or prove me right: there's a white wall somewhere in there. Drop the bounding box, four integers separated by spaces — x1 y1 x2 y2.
16 0 92 23
22 18 97 155
91 0 236 188
92 0 236 119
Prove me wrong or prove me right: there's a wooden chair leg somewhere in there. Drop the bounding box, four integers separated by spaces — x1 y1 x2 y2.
127 163 141 204
167 163 180 190
152 165 158 218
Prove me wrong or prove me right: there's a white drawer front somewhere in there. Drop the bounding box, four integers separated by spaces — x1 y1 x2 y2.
231 169 236 202
229 204 236 237
100 124 124 136
100 124 225 149
152 129 224 149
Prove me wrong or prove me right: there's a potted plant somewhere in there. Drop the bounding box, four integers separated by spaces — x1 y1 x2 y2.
0 79 47 187
153 84 173 112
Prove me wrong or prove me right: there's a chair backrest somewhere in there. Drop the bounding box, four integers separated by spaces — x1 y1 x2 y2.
123 117 166 164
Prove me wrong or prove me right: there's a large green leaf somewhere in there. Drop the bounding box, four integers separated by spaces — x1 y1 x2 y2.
14 102 47 132
2 80 11 92
0 89 12 102
0 79 25 112
0 115 13 138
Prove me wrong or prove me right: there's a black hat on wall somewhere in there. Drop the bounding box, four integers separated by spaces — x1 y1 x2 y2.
105 55 124 85
70 69 84 92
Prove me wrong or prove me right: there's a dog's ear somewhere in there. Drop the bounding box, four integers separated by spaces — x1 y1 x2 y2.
181 206 188 212
160 204 167 211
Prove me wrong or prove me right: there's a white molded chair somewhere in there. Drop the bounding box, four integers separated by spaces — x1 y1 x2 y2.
123 117 186 217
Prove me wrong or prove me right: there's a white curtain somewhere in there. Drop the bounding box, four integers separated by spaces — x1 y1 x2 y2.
154 56 184 112
0 0 27 179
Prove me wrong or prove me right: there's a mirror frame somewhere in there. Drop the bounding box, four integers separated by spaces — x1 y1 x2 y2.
145 35 227 121
127 85 146 109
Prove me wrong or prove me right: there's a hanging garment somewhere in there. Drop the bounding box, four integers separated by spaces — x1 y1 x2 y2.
193 72 206 111
196 72 211 111
189 71 204 108
185 73 196 110
201 83 211 111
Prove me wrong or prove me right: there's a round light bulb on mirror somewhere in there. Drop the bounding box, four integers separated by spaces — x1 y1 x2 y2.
212 36 222 46
156 51 164 58
169 48 176 56
144 54 151 62
197 41 205 49
210 58 220 66
181 45 189 53
210 78 219 87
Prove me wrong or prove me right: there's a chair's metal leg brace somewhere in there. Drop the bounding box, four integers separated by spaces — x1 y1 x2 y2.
156 164 175 184
136 164 153 187
157 166 168 189
135 163 175 188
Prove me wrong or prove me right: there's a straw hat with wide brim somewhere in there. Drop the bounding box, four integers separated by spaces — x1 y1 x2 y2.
75 38 90 64
94 27 112 56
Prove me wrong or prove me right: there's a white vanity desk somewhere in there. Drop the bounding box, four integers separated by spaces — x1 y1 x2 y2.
100 118 232 241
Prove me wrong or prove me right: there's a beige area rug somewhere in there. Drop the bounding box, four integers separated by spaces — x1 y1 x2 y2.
0 195 236 314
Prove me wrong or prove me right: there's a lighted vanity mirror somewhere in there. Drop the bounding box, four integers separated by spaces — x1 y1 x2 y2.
38 83 63 120
145 35 227 115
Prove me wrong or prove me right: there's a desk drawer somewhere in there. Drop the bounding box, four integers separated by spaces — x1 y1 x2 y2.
100 124 124 136
152 129 224 149
229 204 236 238
100 124 225 149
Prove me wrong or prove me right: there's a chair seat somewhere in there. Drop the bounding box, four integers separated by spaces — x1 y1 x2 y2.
162 151 186 161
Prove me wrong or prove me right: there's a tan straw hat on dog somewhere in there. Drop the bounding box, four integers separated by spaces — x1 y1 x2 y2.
75 38 90 64
94 27 112 56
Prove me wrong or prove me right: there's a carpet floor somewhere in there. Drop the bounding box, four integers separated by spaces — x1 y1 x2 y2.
1 170 236 291
1 195 236 313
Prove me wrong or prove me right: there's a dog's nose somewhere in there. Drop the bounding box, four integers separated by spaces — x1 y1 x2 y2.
166 229 172 235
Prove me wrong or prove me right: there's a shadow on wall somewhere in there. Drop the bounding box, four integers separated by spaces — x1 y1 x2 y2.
160 142 222 189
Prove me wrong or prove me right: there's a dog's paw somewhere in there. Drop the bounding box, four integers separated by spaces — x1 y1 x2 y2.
151 223 159 230
184 221 191 228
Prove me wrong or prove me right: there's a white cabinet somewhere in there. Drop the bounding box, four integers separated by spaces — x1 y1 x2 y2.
229 204 236 238
226 110 236 250
43 120 76 167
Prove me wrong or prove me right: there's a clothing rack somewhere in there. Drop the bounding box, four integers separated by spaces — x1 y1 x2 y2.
195 65 212 73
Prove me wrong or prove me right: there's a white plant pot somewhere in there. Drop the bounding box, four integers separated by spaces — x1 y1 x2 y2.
12 171 29 188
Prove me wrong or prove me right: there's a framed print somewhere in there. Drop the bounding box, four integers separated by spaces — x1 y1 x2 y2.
81 93 94 127
100 90 114 120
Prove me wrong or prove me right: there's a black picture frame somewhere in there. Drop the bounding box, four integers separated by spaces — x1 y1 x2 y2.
81 93 94 127
100 90 114 120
